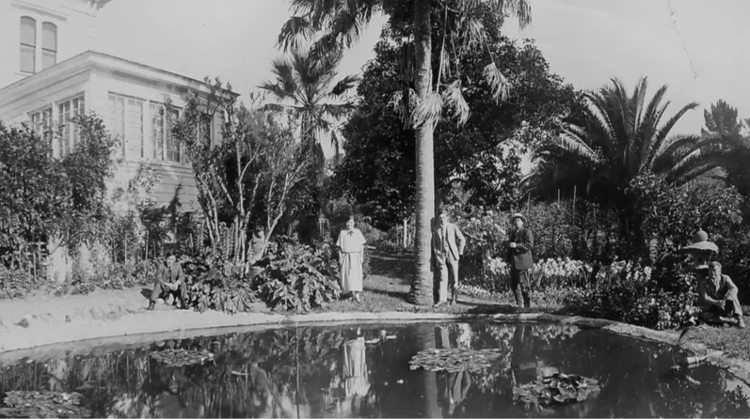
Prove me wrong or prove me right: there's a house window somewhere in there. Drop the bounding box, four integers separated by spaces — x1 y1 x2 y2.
41 22 57 70
166 108 181 163
108 94 144 158
149 103 183 163
20 17 36 73
108 94 125 153
30 106 53 142
58 95 85 157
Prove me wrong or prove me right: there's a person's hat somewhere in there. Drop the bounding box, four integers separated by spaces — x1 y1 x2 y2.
680 229 719 254
511 213 527 223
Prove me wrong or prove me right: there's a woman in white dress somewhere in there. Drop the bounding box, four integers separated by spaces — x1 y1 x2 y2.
336 216 367 302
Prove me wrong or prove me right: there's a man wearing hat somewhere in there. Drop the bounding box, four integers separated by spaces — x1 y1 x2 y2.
681 229 745 328
507 213 534 308
430 208 466 307
698 261 745 328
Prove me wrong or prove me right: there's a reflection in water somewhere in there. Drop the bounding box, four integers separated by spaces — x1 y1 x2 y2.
1 321 749 418
436 323 474 417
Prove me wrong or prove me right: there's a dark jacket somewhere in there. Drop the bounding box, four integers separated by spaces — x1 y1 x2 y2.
508 227 534 270
157 261 185 284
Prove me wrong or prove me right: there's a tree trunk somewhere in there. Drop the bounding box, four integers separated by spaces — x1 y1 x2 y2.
409 0 436 306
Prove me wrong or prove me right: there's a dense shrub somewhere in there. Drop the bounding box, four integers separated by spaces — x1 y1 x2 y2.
465 257 593 294
57 260 157 296
374 225 412 253
0 267 45 299
564 282 698 330
255 241 341 312
454 210 508 287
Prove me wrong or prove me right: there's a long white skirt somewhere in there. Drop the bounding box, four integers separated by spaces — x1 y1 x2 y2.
340 252 363 292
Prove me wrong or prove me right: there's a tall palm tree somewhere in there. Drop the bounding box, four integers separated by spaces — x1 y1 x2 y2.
259 48 359 174
278 0 532 306
528 76 721 239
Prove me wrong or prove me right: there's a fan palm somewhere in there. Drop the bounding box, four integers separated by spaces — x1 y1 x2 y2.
278 0 532 306
259 48 359 173
528 76 722 239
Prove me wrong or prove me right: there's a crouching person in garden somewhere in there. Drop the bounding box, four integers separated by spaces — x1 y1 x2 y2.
698 261 745 328
148 253 188 310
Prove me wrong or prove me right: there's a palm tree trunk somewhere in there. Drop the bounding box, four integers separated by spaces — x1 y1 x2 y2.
409 0 436 306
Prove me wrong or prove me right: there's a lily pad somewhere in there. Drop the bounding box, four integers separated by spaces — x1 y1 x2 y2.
150 348 215 367
0 390 90 418
513 373 601 406
409 348 503 373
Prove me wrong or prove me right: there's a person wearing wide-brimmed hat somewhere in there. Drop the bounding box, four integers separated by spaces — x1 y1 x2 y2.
681 229 744 328
507 213 534 308
679 228 718 273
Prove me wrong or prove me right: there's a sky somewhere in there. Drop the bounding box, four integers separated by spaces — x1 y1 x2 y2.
94 0 750 143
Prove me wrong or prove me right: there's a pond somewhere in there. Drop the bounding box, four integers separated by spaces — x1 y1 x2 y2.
1 321 749 418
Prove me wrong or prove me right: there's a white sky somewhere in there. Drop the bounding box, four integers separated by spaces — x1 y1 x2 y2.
95 0 750 145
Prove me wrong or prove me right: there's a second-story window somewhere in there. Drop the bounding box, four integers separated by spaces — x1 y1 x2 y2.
20 17 36 73
42 22 57 70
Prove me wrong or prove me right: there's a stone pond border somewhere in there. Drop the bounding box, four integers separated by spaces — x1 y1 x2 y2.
1 308 749 387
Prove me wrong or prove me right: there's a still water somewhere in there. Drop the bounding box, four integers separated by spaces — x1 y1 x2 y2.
1 321 749 418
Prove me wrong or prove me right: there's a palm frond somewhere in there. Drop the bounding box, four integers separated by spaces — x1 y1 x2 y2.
462 17 487 50
330 129 342 164
321 102 355 118
259 103 289 114
555 129 601 164
330 74 360 96
440 80 470 126
655 101 699 144
267 57 298 97
411 92 444 129
485 0 532 28
278 16 315 52
388 89 419 124
257 82 294 102
483 62 509 103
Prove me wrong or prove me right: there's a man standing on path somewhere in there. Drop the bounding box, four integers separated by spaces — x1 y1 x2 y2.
430 208 466 307
148 252 188 310
507 213 534 308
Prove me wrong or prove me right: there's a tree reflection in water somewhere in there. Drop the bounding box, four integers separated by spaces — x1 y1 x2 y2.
1 321 749 418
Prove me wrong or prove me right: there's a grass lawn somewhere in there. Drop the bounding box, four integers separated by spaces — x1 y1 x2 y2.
338 249 750 364
687 324 750 362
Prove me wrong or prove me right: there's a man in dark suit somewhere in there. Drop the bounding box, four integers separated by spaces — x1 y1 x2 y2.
431 208 467 307
507 213 534 308
148 252 188 310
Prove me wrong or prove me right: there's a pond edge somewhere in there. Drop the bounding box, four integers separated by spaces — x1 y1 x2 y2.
1 308 748 386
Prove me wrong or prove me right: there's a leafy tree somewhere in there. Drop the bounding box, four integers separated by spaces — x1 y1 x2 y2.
334 28 575 228
702 99 742 136
0 115 115 268
700 100 750 215
172 81 308 265
529 77 721 246
279 0 532 306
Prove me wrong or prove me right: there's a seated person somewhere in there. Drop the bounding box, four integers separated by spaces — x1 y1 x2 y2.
148 253 188 310
698 261 745 328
